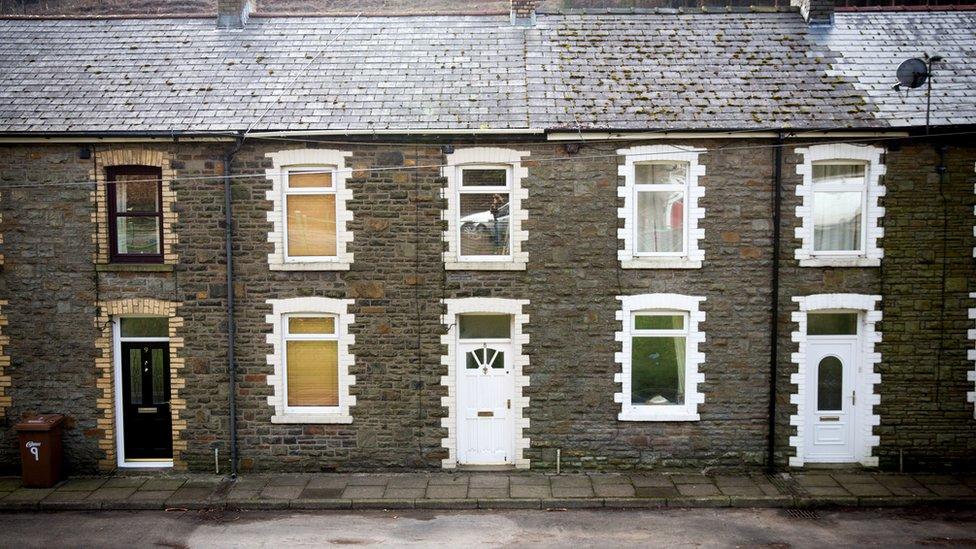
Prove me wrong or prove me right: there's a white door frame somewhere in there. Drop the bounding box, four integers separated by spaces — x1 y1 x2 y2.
803 336 858 463
789 294 882 468
112 317 174 468
456 338 516 466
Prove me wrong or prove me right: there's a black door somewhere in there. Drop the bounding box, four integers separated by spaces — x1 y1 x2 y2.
121 342 172 460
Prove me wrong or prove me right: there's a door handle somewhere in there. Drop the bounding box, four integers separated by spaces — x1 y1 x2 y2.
477 411 494 417
820 416 840 422
507 399 511 409
137 407 157 414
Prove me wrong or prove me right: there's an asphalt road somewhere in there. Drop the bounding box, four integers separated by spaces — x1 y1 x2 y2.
0 507 974 548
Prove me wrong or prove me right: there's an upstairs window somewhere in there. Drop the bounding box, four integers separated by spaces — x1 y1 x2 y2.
442 148 530 271
284 167 337 260
458 167 512 260
265 149 354 271
812 163 867 254
634 162 688 256
794 143 885 267
617 145 706 269
107 165 163 263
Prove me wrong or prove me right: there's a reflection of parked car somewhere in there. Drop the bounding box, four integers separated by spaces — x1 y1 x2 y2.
460 203 509 236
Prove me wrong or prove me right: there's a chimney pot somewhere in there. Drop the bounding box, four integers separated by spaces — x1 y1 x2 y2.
218 0 255 29
511 0 536 27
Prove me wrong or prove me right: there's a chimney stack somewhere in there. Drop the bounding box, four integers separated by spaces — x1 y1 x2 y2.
217 0 255 29
791 0 834 25
511 0 536 27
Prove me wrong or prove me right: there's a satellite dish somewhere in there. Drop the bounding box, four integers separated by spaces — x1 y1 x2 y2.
896 58 929 89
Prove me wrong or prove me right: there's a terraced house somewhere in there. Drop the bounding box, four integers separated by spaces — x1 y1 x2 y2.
0 0 973 476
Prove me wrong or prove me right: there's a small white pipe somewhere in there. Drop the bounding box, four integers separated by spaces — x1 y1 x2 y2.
556 449 561 475
215 448 220 475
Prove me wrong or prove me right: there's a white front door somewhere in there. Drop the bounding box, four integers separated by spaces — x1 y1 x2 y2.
804 339 857 462
457 341 514 465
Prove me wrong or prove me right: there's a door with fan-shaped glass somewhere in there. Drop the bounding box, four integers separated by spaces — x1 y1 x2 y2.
457 314 514 465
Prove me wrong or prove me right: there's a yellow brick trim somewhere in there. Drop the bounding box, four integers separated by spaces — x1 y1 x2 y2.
0 300 10 420
93 299 186 471
91 148 178 265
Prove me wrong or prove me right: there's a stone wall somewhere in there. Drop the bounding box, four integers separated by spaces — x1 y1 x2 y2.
0 136 973 474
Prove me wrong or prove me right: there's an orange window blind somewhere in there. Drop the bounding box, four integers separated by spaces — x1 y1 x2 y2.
286 340 339 407
287 194 337 256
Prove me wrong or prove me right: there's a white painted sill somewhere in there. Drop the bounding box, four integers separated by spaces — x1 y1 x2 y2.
620 258 703 270
445 261 527 271
269 261 352 271
618 411 700 422
271 414 353 424
799 257 881 268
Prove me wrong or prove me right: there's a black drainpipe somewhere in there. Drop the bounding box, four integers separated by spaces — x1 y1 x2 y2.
767 132 784 473
224 133 245 478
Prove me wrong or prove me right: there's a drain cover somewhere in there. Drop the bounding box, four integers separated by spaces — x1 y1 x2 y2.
786 508 822 521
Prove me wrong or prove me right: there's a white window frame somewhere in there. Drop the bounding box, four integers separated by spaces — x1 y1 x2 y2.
615 293 706 421
265 149 354 271
617 145 706 269
281 312 341 416
442 148 529 271
794 144 885 267
266 297 356 424
112 314 173 468
789 293 882 467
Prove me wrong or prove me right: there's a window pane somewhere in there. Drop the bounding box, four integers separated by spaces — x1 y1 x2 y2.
286 340 338 407
114 178 159 213
461 168 506 187
116 216 160 255
287 194 337 257
459 193 510 256
635 315 684 330
128 348 143 405
814 191 862 251
632 336 686 405
120 317 168 338
288 171 333 188
151 347 165 404
459 314 511 339
636 191 684 253
636 162 686 185
813 164 865 186
808 313 858 336
288 316 335 335
817 356 844 411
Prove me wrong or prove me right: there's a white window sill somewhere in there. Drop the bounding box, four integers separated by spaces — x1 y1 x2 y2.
269 261 352 271
618 411 700 422
620 258 702 270
445 261 527 271
799 257 880 268
271 413 353 424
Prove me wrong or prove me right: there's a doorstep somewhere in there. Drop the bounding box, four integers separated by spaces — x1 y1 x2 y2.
0 471 974 512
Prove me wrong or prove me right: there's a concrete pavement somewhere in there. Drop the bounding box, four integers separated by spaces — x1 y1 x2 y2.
1 470 975 511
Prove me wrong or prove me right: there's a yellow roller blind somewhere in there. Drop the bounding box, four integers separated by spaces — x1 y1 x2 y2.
287 194 337 256
289 171 332 188
286 340 339 407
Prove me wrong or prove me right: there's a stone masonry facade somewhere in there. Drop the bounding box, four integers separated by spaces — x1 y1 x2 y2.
0 137 973 475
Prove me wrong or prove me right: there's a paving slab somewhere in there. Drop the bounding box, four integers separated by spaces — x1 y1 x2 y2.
794 475 840 487
594 483 636 498
630 474 675 487
427 474 469 486
259 485 304 499
509 475 549 486
425 484 468 499
843 482 892 497
384 487 425 499
167 486 219 503
803 485 853 497
714 475 757 487
346 475 391 486
225 489 260 502
266 475 311 487
467 487 509 499
299 488 344 499
676 484 721 497
42 490 93 503
102 477 148 489
140 479 186 491
551 476 592 488
926 484 976 497
469 475 509 489
4 488 54 502
305 476 349 490
510 484 551 499
635 486 679 498
589 474 631 485
341 485 386 499
719 485 766 497
57 479 107 491
551 486 594 498
669 475 710 485
0 478 22 491
387 476 429 489
88 487 138 501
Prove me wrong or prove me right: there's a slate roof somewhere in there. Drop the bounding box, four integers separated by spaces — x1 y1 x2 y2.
0 11 972 134
811 11 976 128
